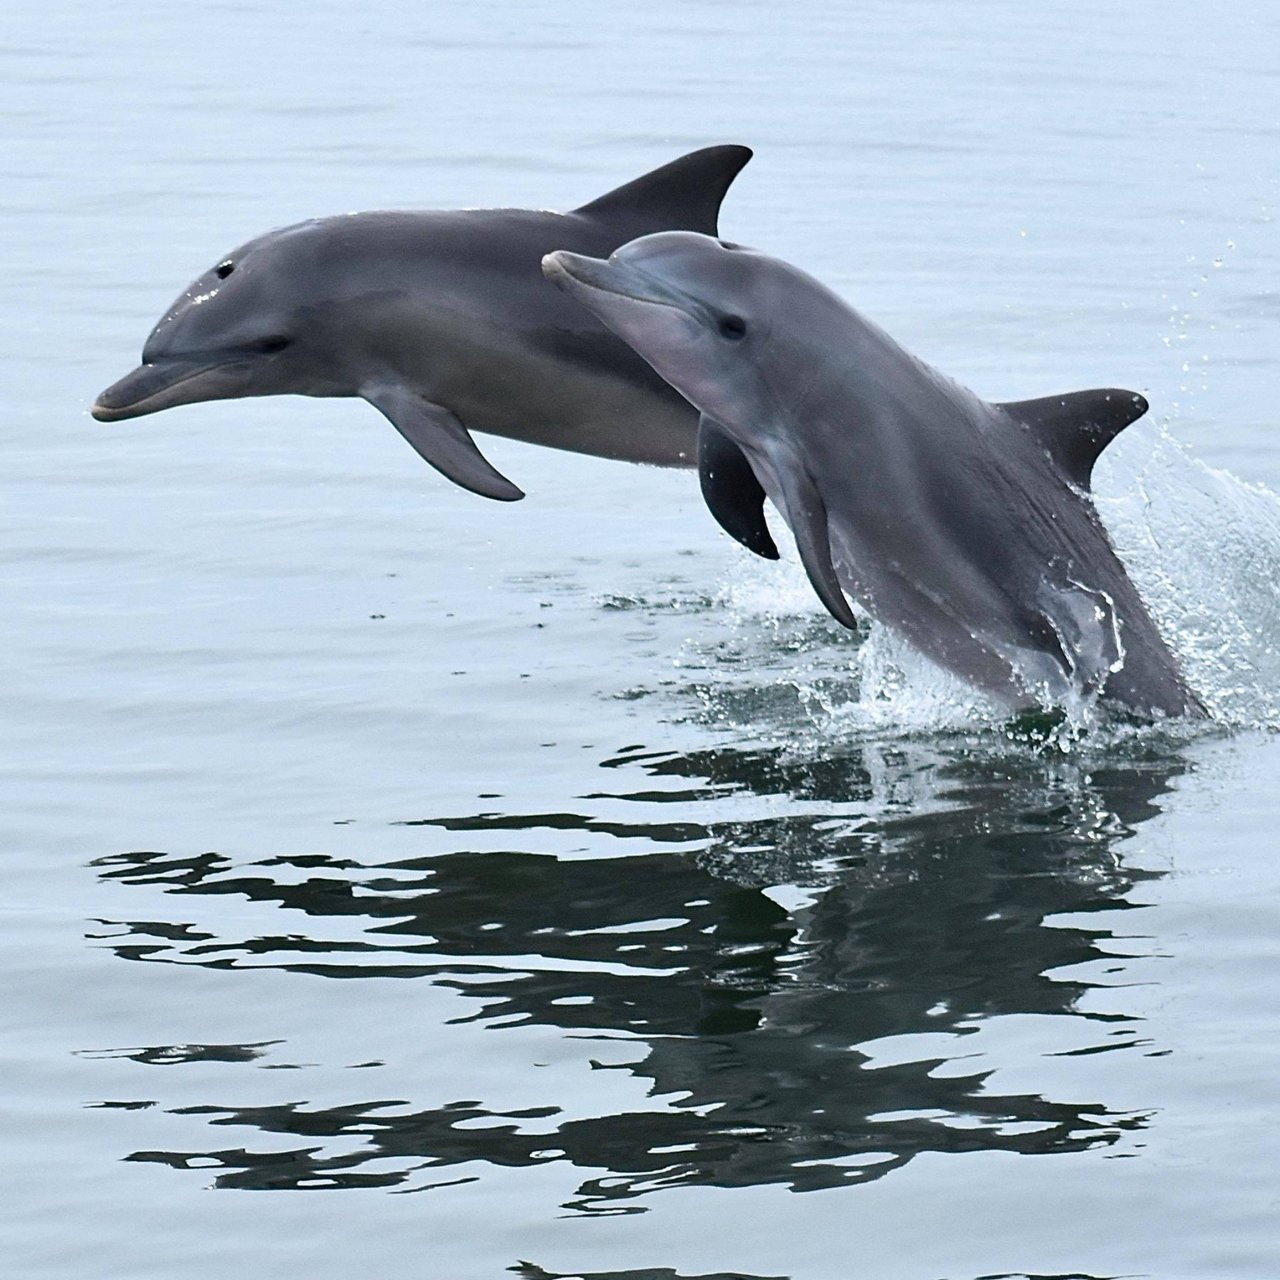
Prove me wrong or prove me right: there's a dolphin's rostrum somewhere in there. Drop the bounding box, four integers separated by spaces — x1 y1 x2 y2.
543 232 1205 718
92 147 753 500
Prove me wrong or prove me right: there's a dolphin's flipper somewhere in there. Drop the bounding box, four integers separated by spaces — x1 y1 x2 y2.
697 416 780 560
361 384 524 502
997 388 1149 490
769 449 859 631
574 145 753 235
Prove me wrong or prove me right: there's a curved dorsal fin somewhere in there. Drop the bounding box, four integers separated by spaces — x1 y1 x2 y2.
574 145 752 235
997 388 1149 490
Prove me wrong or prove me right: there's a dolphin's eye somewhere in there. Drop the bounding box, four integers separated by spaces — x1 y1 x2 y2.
254 335 291 354
215 261 235 279
718 315 747 340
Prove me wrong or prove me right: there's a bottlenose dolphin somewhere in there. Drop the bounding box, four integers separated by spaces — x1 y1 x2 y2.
543 232 1205 718
91 147 752 501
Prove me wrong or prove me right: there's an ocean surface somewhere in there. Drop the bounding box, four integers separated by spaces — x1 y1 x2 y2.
3 2 1280 1277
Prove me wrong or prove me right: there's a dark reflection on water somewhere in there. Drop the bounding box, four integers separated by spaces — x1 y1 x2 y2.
88 737 1183 1210
509 1269 1118 1280
510 1265 791 1280
78 1041 280 1066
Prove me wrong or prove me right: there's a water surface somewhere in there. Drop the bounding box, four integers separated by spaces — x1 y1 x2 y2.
3 2 1280 1277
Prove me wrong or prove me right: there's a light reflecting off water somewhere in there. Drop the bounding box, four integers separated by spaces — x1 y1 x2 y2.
3 2 1280 1278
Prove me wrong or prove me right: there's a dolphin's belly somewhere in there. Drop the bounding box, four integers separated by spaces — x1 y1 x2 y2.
749 454 1035 707
462 358 698 467
826 523 1032 706
387 310 699 468
820 445 1197 715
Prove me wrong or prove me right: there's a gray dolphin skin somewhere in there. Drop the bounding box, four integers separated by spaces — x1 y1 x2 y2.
543 232 1205 718
91 147 752 501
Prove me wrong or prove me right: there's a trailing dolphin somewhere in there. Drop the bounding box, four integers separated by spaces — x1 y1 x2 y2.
91 147 752 500
543 232 1205 718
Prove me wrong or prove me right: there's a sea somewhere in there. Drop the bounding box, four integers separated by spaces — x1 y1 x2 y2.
3 2 1279 1277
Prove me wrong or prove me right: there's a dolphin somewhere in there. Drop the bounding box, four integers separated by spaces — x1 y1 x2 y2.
543 231 1205 718
91 147 752 501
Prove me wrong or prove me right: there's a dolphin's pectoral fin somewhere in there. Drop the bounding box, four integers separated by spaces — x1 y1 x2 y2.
573 145 753 236
697 416 780 560
772 452 859 632
361 384 524 502
997 388 1149 490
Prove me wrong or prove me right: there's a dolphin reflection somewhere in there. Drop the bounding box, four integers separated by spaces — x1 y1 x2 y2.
90 739 1183 1207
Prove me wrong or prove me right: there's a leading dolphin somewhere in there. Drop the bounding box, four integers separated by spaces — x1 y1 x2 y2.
91 147 751 501
543 232 1205 718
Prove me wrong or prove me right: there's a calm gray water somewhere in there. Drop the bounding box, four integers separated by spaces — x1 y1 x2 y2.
4 2 1280 1277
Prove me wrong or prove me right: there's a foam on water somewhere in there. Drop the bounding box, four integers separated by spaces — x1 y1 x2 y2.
694 426 1280 747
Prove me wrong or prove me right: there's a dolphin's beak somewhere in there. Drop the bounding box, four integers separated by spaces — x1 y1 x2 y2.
541 250 615 294
91 357 255 422
541 250 693 314
542 249 717 424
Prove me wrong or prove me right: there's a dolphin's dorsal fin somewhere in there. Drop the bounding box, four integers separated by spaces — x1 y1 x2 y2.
697 416 779 560
997 388 1149 490
361 383 524 502
574 145 752 234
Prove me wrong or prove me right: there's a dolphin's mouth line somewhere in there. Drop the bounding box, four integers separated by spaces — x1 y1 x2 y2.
543 253 699 319
91 357 248 422
572 276 690 313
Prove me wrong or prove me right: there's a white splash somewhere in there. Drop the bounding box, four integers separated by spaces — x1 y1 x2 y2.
1095 425 1280 730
